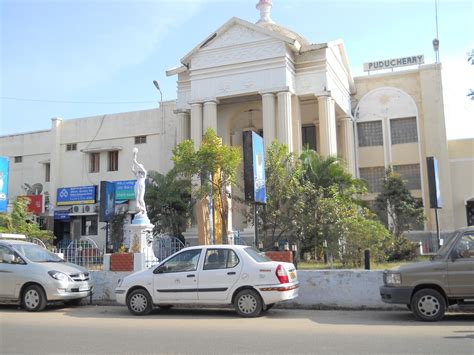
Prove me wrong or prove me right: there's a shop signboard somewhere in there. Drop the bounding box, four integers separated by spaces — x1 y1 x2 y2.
0 157 9 212
56 186 96 206
115 180 136 201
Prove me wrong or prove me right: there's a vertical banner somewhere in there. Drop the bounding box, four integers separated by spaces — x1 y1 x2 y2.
426 157 443 209
0 157 9 213
243 131 267 204
99 181 116 222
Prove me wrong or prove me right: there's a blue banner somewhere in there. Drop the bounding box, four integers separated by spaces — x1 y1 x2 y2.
114 180 136 201
57 186 96 206
0 157 9 212
252 132 267 204
100 181 116 222
54 210 71 221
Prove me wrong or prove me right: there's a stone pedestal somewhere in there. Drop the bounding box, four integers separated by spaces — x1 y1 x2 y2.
123 219 158 269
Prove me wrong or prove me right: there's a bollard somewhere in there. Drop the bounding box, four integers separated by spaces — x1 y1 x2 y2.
364 249 371 270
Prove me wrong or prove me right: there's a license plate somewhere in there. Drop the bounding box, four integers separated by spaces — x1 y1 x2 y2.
79 285 89 292
289 271 296 280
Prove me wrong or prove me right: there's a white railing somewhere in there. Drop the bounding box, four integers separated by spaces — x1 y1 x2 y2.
55 238 104 270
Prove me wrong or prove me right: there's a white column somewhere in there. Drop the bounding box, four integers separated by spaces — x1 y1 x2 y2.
292 95 302 155
49 117 62 216
261 93 276 149
176 112 190 144
203 100 218 132
277 91 293 152
190 103 203 149
340 117 356 175
318 95 337 157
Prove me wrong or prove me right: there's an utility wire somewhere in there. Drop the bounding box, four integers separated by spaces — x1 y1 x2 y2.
1 96 157 104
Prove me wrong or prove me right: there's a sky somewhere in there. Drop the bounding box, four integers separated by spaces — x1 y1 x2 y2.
1 0 473 139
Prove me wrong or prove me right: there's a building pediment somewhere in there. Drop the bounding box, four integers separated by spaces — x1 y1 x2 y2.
180 17 301 67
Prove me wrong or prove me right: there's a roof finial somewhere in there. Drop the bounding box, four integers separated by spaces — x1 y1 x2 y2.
256 0 274 24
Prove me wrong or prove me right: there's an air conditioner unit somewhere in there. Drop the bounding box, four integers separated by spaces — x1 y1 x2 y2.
72 205 83 214
83 205 96 213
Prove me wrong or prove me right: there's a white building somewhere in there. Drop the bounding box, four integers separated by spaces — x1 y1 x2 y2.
1 1 473 250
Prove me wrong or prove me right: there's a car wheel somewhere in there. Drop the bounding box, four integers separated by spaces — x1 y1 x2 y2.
234 289 263 318
23 285 47 312
411 289 446 322
127 289 153 316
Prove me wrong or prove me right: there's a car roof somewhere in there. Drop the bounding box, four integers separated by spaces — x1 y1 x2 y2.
0 240 37 246
183 244 250 251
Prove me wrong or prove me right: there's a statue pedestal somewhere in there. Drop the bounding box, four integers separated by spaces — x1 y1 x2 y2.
124 218 158 269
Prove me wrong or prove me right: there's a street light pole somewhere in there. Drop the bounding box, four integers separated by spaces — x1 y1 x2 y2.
153 80 164 133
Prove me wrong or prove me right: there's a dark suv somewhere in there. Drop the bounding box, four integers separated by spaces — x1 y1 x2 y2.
380 227 474 321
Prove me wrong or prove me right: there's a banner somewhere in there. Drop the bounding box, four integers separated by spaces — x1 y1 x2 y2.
0 157 9 212
243 131 267 204
57 186 96 206
427 157 443 209
100 181 116 222
114 180 136 201
19 195 43 215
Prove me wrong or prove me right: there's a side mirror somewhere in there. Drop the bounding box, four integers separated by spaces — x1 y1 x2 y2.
153 264 167 274
450 249 459 261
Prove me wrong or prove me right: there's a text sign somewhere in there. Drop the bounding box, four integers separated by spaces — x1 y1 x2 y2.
115 180 136 201
100 181 116 222
243 131 267 204
363 55 424 72
54 210 71 221
0 156 9 212
57 186 96 206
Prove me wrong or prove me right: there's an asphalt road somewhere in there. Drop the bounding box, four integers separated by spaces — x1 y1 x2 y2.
1 305 473 355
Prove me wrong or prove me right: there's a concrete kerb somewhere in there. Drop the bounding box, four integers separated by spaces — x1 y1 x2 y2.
89 269 404 310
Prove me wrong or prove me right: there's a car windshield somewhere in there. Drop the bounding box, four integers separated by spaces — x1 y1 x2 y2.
432 231 458 260
244 247 272 262
12 244 64 262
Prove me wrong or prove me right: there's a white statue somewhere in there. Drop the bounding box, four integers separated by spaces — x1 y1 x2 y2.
131 148 147 216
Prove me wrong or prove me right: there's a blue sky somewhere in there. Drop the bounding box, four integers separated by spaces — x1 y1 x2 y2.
1 0 473 138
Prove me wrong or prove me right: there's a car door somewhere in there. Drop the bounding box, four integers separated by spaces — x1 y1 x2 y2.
447 232 474 297
0 245 25 299
197 248 243 302
152 248 202 302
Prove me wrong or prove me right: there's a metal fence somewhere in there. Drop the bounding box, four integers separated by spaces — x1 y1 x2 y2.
55 237 104 270
142 234 185 268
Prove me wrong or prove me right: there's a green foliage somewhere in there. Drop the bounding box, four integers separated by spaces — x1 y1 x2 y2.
374 168 425 239
172 129 242 243
145 170 193 239
386 236 418 262
0 198 54 245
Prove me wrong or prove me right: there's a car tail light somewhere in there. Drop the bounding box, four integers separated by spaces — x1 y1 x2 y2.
276 264 289 284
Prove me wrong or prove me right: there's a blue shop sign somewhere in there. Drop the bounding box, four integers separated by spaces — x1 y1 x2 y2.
57 186 96 206
54 210 71 221
115 180 136 201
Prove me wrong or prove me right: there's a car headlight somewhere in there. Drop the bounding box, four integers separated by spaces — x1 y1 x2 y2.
48 271 72 282
385 273 401 285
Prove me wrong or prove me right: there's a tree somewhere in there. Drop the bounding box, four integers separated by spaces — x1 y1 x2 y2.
374 168 424 239
0 197 54 245
145 170 193 240
172 129 241 244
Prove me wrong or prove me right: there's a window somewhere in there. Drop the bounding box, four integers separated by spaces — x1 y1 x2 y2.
66 143 77 151
454 233 474 259
108 151 119 171
81 215 98 236
393 164 421 190
14 156 22 163
357 121 383 147
45 163 50 182
156 249 202 273
203 249 240 270
390 117 418 144
244 247 272 263
89 153 100 173
302 125 317 151
359 166 385 193
134 136 147 144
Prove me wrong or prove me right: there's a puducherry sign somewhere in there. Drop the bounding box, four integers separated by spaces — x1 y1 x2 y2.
363 55 424 72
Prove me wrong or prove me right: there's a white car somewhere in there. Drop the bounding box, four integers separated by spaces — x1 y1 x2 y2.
115 245 299 317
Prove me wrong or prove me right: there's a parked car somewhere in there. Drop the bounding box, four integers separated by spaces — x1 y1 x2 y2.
115 245 299 317
0 236 94 311
380 226 474 321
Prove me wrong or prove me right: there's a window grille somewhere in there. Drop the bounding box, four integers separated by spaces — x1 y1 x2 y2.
359 166 385 193
134 136 147 144
14 156 22 163
66 143 77 151
45 163 50 182
89 153 100 173
393 164 421 190
302 125 317 151
357 121 383 147
390 117 418 144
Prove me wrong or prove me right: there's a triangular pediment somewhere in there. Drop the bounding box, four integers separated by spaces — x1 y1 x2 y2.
180 17 299 65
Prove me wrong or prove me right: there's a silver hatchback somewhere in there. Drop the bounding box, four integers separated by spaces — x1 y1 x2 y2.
0 239 93 311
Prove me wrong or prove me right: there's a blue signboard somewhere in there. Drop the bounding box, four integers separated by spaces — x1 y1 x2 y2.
243 131 267 204
54 210 71 221
0 157 9 212
114 180 136 201
100 181 116 222
57 186 96 206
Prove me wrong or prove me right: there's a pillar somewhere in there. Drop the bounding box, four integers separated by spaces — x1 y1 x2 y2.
277 91 293 152
340 117 356 175
318 95 337 157
261 93 276 149
203 100 218 132
176 112 190 144
49 117 62 216
190 103 203 149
